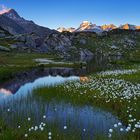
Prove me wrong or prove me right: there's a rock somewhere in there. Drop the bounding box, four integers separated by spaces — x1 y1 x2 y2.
37 43 50 53
14 35 26 42
25 36 36 48
10 44 18 49
111 45 118 49
0 30 5 33
0 45 10 51
117 52 123 56
15 42 25 48
79 39 86 45
80 49 93 58
44 33 73 54
0 29 7 37
0 9 55 37
0 33 6 37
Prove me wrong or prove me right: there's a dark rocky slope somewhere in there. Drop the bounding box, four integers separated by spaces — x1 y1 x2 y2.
0 9 140 58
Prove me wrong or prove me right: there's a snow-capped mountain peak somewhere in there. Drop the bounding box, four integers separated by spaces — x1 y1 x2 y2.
0 8 53 36
136 26 140 30
57 27 75 32
75 21 103 33
80 21 93 26
78 21 95 31
0 5 11 15
1 8 25 22
119 24 136 30
101 24 117 31
57 21 140 34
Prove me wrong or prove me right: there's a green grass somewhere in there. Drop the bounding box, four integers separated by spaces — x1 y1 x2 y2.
0 52 58 66
0 120 108 140
120 71 140 83
0 66 33 81
34 83 100 106
0 52 53 81
0 52 86 81
0 52 87 67
33 66 140 140
0 37 17 48
0 51 140 139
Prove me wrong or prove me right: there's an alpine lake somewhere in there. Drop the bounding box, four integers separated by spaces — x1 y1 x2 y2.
0 53 140 140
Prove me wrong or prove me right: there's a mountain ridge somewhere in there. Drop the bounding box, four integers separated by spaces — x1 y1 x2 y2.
0 8 54 37
0 8 139 34
0 8 140 58
57 21 140 33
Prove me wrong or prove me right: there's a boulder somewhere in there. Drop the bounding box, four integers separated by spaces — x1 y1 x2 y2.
80 49 93 57
10 44 18 49
44 33 72 54
79 39 86 45
0 45 10 51
0 33 6 37
14 35 26 42
25 36 36 48
111 45 118 49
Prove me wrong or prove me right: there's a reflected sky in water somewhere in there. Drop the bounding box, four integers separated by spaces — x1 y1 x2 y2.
0 75 79 102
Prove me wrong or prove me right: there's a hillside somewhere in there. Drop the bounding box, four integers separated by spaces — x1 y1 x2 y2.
0 9 140 59
0 28 140 59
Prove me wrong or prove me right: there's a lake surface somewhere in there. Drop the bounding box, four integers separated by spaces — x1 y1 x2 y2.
0 56 125 139
0 55 123 95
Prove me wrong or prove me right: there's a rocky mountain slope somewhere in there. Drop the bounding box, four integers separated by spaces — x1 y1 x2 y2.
0 9 54 37
1 27 140 58
0 9 140 58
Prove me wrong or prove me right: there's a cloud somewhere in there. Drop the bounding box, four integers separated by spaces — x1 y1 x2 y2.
0 4 10 14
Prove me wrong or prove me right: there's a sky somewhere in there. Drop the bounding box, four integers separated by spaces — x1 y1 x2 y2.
0 0 140 29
